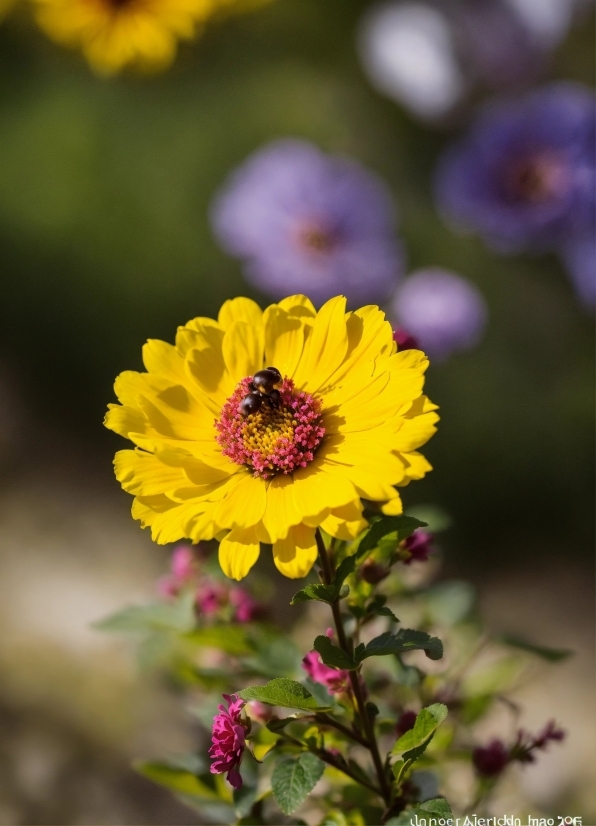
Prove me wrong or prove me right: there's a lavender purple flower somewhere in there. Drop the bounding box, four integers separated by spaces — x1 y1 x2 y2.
211 139 404 306
435 83 595 254
391 268 488 361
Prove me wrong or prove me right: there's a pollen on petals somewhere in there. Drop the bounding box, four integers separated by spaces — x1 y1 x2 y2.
215 377 325 480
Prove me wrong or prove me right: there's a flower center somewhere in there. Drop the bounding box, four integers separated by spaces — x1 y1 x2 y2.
215 376 325 479
296 222 337 254
503 152 567 204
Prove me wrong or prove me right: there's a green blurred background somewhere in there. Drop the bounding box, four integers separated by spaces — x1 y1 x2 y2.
0 0 593 823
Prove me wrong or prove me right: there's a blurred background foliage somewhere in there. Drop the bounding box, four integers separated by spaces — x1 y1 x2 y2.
0 0 593 823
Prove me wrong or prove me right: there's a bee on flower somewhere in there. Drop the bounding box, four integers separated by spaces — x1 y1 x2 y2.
105 294 438 580
32 0 273 75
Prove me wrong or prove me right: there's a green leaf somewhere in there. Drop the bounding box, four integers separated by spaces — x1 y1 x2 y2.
184 625 255 656
271 753 325 815
500 634 573 662
372 605 399 622
357 516 427 559
94 591 196 634
134 760 219 801
313 635 357 671
238 678 332 712
391 704 448 759
291 584 337 605
355 629 443 663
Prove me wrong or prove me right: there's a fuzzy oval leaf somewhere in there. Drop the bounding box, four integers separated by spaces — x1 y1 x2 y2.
238 678 332 711
134 760 219 801
272 753 325 815
94 591 197 634
386 797 453 825
185 625 255 656
313 635 357 670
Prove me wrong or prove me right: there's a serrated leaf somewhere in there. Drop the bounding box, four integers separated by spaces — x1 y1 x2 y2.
94 591 196 634
271 753 325 815
134 760 220 801
391 704 448 758
355 629 443 663
238 678 332 711
313 635 357 671
372 605 399 622
357 516 427 559
500 634 572 662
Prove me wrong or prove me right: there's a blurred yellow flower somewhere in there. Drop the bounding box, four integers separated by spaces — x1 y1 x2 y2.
33 0 272 74
105 295 439 580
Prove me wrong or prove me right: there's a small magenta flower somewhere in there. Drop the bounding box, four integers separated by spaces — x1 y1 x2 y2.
209 694 250 790
302 629 350 694
473 738 510 778
511 719 566 764
435 83 595 254
399 529 435 565
392 268 488 361
211 139 404 307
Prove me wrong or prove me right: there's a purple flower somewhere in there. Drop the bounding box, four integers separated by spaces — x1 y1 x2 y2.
435 83 595 254
400 529 435 565
156 544 197 598
395 709 418 738
391 268 487 360
393 327 419 351
211 139 404 307
560 233 595 308
209 694 249 790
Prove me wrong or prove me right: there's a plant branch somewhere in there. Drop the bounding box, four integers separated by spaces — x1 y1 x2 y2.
314 713 370 748
315 529 392 806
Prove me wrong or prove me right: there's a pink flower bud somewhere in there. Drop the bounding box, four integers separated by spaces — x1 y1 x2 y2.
170 545 196 581
393 327 419 351
400 529 435 565
473 739 510 777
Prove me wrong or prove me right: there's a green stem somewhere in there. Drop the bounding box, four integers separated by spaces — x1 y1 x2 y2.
315 530 392 806
314 713 370 748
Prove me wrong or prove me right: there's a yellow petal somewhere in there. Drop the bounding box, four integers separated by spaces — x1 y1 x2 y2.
276 294 316 318
176 318 223 357
328 305 395 386
272 523 318 578
155 449 233 485
292 296 350 394
399 451 433 481
319 500 368 540
392 413 439 452
292 458 357 519
113 370 170 409
339 465 399 501
114 449 186 496
142 339 187 385
219 527 261 580
222 320 264 383
185 344 234 409
381 495 404 515
218 297 263 330
213 472 267 529
263 306 306 379
104 404 148 439
262 474 302 542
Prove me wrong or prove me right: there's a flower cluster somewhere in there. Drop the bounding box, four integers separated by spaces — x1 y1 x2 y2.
209 694 250 790
157 544 262 622
473 720 566 779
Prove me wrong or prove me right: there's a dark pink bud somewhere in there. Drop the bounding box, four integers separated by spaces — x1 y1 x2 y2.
473 739 510 777
400 529 435 565
393 327 419 351
395 710 418 738
170 545 196 581
360 558 390 584
209 694 249 789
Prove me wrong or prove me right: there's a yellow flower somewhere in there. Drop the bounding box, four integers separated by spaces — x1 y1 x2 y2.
33 0 272 74
105 295 439 580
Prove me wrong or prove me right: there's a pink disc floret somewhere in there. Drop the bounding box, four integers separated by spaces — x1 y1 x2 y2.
215 377 325 479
